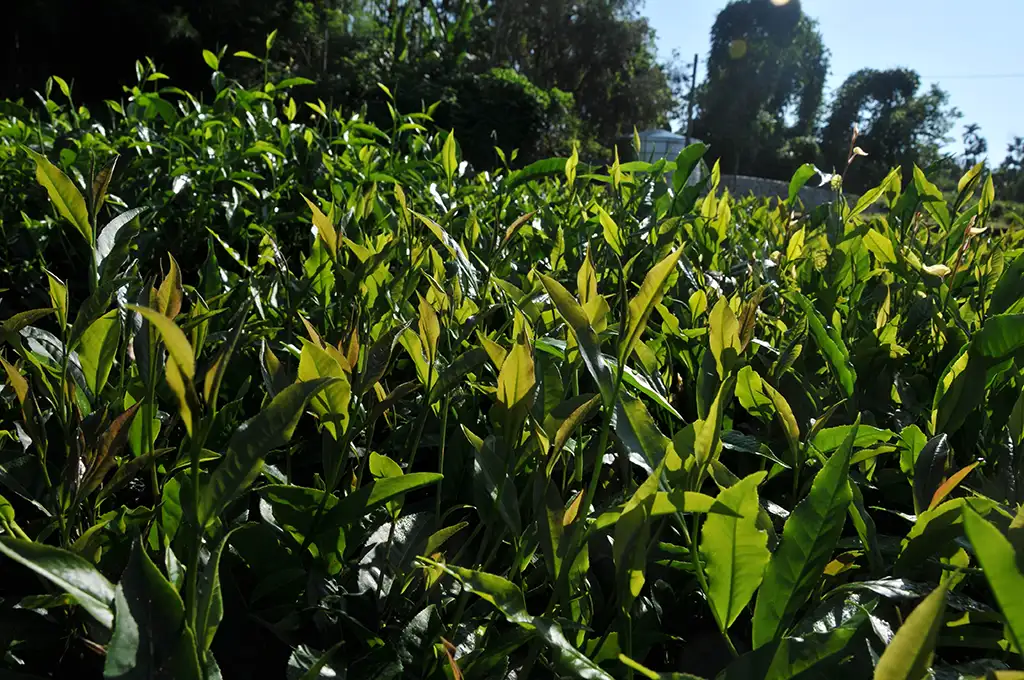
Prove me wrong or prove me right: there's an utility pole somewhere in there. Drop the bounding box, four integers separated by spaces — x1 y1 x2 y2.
686 53 698 140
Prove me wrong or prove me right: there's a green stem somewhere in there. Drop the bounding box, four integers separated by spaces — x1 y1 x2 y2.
435 396 450 520
185 426 203 628
574 363 626 549
406 357 435 471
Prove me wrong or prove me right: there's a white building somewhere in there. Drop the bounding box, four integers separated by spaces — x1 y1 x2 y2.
625 129 707 187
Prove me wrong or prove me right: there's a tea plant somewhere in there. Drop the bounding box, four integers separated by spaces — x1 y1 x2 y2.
2 54 1024 680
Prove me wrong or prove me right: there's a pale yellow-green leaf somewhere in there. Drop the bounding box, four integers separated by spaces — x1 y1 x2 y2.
301 193 338 257
622 246 683 362
864 228 897 264
689 289 708 319
709 297 741 379
577 249 599 306
873 584 947 680
597 206 624 256
442 129 457 183
477 332 508 370
565 143 579 185
157 253 183 318
701 472 770 628
165 357 197 437
694 376 736 481
417 294 441 365
45 270 68 330
26 148 92 243
497 341 536 422
127 305 195 379
786 227 806 261
298 340 352 438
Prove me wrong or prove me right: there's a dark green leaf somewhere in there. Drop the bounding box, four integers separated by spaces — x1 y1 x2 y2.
199 379 334 528
104 540 202 679
752 418 859 647
0 537 114 629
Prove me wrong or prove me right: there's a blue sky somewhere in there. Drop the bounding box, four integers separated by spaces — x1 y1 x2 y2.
643 0 1024 160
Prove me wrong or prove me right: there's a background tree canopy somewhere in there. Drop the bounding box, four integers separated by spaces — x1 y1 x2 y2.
820 67 959 189
2 0 672 168
1 0 1015 194
694 0 829 178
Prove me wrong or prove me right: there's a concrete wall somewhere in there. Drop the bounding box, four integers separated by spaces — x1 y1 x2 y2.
719 173 858 211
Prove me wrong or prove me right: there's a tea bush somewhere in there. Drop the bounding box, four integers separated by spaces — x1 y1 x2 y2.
2 54 1024 680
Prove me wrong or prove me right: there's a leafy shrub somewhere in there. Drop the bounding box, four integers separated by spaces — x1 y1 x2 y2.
1 55 1024 680
449 67 577 168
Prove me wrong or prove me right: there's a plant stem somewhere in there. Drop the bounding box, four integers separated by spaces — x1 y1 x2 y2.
435 395 450 520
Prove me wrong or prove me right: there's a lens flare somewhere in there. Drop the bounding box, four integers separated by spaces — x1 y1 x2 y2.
770 0 791 5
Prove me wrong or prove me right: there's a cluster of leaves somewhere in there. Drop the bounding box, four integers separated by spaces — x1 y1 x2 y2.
3 58 1024 680
4 0 672 170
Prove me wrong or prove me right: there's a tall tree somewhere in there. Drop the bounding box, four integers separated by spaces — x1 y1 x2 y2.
273 0 579 167
483 0 674 150
694 0 829 177
962 123 988 170
996 136 1024 202
821 68 960 190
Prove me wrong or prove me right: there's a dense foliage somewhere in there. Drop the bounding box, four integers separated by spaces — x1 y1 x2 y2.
3 0 671 166
8 0 1018 195
4 58 1024 680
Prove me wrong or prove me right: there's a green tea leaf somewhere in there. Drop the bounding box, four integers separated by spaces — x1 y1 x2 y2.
104 540 202 679
701 472 770 629
973 314 1024 360
539 274 616 405
621 247 684 363
813 425 894 453
594 490 721 533
613 472 658 609
864 228 897 264
196 526 246 657
0 537 114 630
261 486 344 571
127 305 195 379
735 366 800 464
327 473 443 525
963 508 1024 655
78 309 119 395
721 602 867 679
472 436 521 535
752 418 859 647
199 379 334 528
25 147 92 243
786 163 817 207
709 297 741 379
430 562 614 680
412 211 479 296
872 583 947 680
790 292 856 398
912 434 949 515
